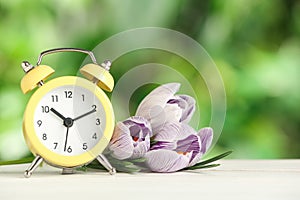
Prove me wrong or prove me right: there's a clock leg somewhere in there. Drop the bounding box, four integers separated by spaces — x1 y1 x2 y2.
62 168 75 174
24 155 43 178
96 154 116 175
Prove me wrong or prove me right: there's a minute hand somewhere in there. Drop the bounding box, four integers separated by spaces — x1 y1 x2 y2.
73 109 96 121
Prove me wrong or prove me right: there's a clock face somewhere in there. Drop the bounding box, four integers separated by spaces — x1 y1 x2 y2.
33 84 106 156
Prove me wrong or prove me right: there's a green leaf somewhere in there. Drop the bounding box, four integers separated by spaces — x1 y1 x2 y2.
0 157 34 165
85 161 107 171
86 155 143 173
184 150 232 170
185 164 220 170
128 157 147 163
197 150 232 166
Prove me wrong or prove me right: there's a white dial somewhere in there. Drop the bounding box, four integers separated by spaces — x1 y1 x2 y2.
33 85 106 156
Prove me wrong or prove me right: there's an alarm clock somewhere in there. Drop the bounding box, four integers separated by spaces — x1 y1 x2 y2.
20 48 116 177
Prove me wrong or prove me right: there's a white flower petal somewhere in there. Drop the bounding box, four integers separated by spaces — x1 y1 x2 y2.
162 103 182 122
179 124 197 140
145 149 190 172
154 122 182 141
154 123 196 142
136 83 180 129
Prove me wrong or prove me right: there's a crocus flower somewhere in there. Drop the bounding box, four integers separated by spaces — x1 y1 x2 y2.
145 127 213 172
136 83 195 134
108 116 152 160
107 82 214 173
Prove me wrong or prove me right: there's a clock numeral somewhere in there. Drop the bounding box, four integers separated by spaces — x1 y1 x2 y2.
37 120 42 127
83 143 88 150
82 94 85 102
42 133 47 140
51 95 58 102
41 106 50 113
92 105 97 110
92 133 97 140
53 142 58 149
64 91 72 98
96 118 100 125
67 146 72 153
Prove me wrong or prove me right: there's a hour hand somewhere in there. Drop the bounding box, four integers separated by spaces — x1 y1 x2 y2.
50 108 66 121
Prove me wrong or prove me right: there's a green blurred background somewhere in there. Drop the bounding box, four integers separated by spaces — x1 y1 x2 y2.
0 0 299 161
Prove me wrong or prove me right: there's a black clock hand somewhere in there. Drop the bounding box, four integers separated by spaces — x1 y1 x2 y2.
50 108 66 121
64 126 70 152
51 108 74 128
73 108 96 121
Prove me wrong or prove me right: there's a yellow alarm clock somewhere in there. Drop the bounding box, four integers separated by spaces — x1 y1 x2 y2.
20 48 116 177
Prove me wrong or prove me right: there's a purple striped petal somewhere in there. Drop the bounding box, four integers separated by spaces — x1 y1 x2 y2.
123 116 153 138
109 122 134 160
176 134 201 165
145 149 190 172
198 127 213 154
176 134 200 154
189 127 214 166
188 151 203 167
150 141 176 151
108 116 152 160
132 134 150 159
167 95 195 123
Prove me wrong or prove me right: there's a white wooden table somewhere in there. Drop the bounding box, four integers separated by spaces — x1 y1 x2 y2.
0 160 299 200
